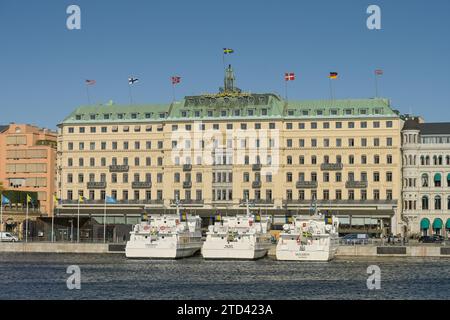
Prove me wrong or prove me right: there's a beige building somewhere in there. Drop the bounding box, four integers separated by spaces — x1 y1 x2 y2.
0 124 57 230
57 66 403 235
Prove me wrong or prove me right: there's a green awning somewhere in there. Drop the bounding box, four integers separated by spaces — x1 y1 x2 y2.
433 218 443 230
420 218 430 229
434 173 441 181
446 219 450 229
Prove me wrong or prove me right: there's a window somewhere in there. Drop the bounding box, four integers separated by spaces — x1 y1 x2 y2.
287 139 293 148
374 138 380 147
298 123 305 129
374 155 380 164
361 155 367 164
387 155 393 164
386 172 393 182
311 122 317 129
361 138 367 147
434 173 442 187
286 123 293 130
348 138 355 147
348 122 355 129
387 137 393 146
373 121 380 128
386 190 393 200
287 156 292 165
373 190 380 200
373 172 380 182
311 139 317 147
311 156 317 165
336 139 342 147
336 122 342 129
286 172 293 182
386 121 393 128
435 196 442 210
299 139 305 147
422 196 429 210
269 123 275 129
360 121 367 128
323 122 330 129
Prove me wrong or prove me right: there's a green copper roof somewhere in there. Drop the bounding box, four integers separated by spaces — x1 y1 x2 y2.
61 97 398 124
286 98 396 118
62 104 171 124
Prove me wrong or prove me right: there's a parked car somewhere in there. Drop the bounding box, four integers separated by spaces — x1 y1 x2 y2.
341 233 369 245
419 235 444 244
0 232 19 242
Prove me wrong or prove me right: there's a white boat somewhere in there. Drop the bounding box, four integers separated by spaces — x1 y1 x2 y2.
125 205 203 259
276 213 339 261
201 201 272 260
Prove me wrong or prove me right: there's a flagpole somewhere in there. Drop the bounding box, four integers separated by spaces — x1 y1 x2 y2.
51 203 55 243
172 83 175 102
77 198 80 243
128 85 133 105
25 198 29 243
285 80 288 101
329 78 334 101
86 84 92 105
103 197 107 243
374 73 379 97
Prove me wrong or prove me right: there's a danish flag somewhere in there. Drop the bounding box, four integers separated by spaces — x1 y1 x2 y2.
284 72 295 81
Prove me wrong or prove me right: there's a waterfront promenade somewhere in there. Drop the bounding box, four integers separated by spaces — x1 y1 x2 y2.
1 242 449 257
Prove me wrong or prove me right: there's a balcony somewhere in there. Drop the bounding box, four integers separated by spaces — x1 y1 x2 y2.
170 199 204 206
132 181 152 189
283 199 398 206
345 180 368 189
87 182 106 189
296 181 318 189
183 164 192 171
183 181 192 189
109 165 129 173
252 181 262 189
240 199 274 205
320 163 343 171
252 164 262 171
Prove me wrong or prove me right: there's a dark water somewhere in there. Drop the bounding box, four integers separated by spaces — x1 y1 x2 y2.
0 253 449 300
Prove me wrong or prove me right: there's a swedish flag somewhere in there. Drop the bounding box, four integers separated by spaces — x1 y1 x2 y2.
223 48 234 54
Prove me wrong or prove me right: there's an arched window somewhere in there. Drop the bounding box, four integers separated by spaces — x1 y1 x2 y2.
447 155 450 165
422 196 429 210
438 156 443 165
434 196 441 210
434 173 442 187
421 174 429 187
447 196 450 210
432 218 443 235
421 156 425 166
426 156 430 165
433 156 438 165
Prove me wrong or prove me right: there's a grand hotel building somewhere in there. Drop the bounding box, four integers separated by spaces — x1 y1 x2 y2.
57 66 403 235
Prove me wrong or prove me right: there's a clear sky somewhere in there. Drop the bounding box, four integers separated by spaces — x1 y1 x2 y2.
0 0 449 129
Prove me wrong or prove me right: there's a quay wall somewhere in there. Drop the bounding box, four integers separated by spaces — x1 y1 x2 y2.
0 243 449 257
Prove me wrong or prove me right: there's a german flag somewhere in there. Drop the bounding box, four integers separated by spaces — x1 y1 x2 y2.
223 48 234 54
329 72 338 79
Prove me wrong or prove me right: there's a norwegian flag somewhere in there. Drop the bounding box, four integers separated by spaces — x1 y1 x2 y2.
171 76 181 85
284 72 295 81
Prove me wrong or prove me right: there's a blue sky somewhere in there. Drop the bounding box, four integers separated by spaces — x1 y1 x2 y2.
0 0 449 129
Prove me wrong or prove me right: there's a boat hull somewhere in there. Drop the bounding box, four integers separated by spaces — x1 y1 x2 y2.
202 242 270 260
276 242 337 261
125 242 202 259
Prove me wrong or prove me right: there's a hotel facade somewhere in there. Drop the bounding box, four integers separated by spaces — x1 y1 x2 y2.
57 66 403 235
401 117 450 237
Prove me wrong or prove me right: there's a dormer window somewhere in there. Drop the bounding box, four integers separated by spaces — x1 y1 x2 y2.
330 109 338 115
316 110 324 116
344 109 353 115
90 114 96 120
103 114 110 120
75 115 82 120
234 109 240 116
359 108 368 115
287 110 294 116
117 113 124 119
248 109 254 116
194 110 201 117
145 113 152 119
373 108 382 115
302 110 309 116
131 113 138 119
221 110 227 117
181 111 187 117
261 108 268 116
159 113 165 119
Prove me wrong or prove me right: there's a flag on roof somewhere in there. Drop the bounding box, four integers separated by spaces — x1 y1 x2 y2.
128 77 139 85
375 69 383 75
329 72 338 79
284 72 295 81
171 76 181 85
223 48 234 54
